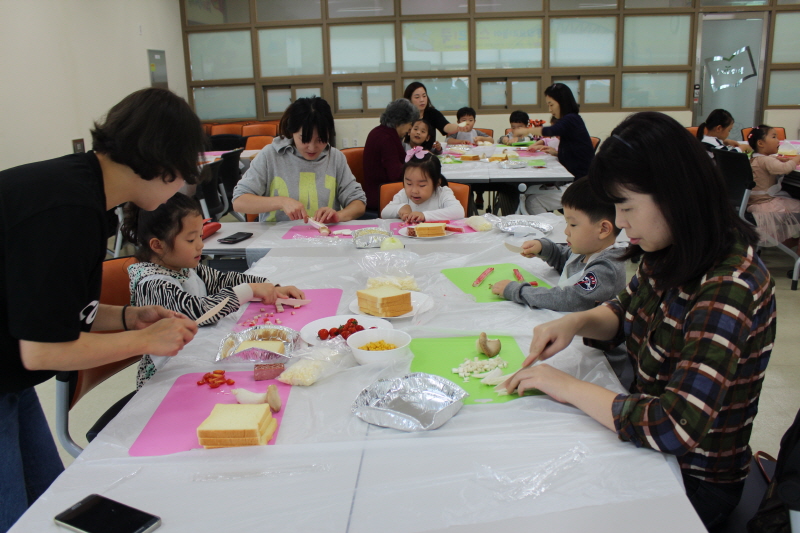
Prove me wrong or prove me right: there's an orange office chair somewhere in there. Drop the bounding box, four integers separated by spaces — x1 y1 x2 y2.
341 147 365 185
590 136 601 153
743 127 786 141
246 213 259 222
242 123 278 137
379 182 470 217
55 256 142 457
476 128 494 139
210 123 244 136
245 135 274 150
687 126 699 138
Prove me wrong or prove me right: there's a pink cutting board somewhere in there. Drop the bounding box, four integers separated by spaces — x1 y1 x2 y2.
390 220 476 235
281 224 378 239
129 372 290 456
234 288 342 332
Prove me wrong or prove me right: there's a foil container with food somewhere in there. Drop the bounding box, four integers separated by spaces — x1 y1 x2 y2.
352 227 392 249
494 219 554 235
498 160 527 169
352 373 468 431
216 325 300 363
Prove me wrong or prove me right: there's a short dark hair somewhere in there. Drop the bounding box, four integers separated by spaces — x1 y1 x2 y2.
509 110 529 125
544 83 580 117
403 82 435 110
91 88 205 185
278 97 335 145
403 152 447 188
561 177 620 236
589 111 758 290
403 119 437 151
380 99 419 129
697 109 734 140
456 107 476 121
747 124 773 152
121 193 203 262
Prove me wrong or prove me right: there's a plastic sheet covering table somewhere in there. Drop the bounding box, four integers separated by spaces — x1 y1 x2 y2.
10 241 704 532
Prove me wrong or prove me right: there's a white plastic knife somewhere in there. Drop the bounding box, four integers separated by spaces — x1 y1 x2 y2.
195 297 230 324
504 242 523 254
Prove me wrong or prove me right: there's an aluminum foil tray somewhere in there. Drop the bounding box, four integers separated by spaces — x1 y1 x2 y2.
352 227 392 249
216 325 299 363
499 160 527 169
495 219 553 235
352 373 468 431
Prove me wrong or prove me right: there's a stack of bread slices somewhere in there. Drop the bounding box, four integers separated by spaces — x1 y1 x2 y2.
413 222 446 237
357 287 412 317
197 403 277 449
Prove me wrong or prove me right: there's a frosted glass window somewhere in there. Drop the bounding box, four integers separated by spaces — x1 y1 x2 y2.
625 0 691 5
769 71 800 106
185 0 249 25
193 86 256 120
404 77 469 111
551 0 616 8
481 81 507 106
295 87 321 99
622 72 687 108
477 0 542 11
329 0 394 17
337 86 363 110
584 79 611 104
188 31 253 81
511 81 538 105
401 0 466 15
330 24 396 74
778 0 800 4
402 22 468 71
258 28 323 77
367 85 394 109
475 20 543 70
550 18 616 68
624 16 691 66
773 14 800 64
701 0 766 6
266 88 292 113
256 0 320 21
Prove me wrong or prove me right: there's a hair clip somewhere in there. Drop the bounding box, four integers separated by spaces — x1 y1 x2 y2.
612 134 633 149
405 145 429 162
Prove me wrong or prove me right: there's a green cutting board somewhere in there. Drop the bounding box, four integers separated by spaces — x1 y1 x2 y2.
511 141 535 146
410 336 539 404
441 263 551 303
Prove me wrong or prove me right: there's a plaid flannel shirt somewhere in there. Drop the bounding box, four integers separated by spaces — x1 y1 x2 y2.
586 239 776 483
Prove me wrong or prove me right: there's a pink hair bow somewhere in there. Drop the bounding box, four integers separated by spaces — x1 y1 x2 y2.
405 146 429 162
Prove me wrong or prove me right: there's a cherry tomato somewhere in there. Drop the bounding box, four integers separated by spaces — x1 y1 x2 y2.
330 327 339 336
355 325 365 332
197 380 206 386
209 382 222 389
347 318 358 325
318 329 329 340
341 330 351 340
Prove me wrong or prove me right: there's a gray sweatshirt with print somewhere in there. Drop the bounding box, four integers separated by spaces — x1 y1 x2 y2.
503 238 627 312
232 136 367 222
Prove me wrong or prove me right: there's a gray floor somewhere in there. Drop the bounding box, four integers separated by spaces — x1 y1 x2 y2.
34 211 800 468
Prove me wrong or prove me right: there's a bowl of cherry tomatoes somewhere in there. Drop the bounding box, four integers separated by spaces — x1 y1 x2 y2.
346 329 412 365
316 317 366 342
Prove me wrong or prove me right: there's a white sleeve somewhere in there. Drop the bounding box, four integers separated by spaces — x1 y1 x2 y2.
422 187 466 221
381 189 409 219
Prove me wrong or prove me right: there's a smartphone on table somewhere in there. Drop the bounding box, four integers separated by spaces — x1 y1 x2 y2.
54 494 161 533
217 232 253 244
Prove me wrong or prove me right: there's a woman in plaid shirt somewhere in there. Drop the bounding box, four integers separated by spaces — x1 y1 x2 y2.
505 112 776 529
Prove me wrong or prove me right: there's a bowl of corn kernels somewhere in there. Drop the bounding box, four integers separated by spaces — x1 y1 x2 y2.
346 329 412 365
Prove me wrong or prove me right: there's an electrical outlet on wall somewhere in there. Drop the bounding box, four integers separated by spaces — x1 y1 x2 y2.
72 139 85 153
342 138 348 148
353 138 358 147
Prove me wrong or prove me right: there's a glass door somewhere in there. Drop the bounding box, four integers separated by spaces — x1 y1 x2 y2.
693 13 768 140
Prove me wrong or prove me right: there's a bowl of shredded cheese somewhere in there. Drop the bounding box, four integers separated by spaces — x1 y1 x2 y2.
347 329 412 365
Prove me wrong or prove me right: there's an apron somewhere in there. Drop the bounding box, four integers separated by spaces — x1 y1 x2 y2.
557 253 599 288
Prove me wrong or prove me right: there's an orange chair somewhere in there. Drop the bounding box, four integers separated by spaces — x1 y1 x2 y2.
476 128 494 138
210 123 244 136
590 136 600 153
202 123 215 136
246 213 259 222
379 182 470 217
245 135 274 150
341 147 365 185
742 127 786 142
242 123 278 137
687 126 699 138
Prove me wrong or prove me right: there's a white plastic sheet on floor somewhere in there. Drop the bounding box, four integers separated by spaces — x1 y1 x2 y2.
11 235 699 532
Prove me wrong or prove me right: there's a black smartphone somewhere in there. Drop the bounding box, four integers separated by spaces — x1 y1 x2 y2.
217 231 253 244
54 494 161 533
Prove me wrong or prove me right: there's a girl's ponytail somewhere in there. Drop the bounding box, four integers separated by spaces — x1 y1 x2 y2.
747 125 772 152
696 122 706 140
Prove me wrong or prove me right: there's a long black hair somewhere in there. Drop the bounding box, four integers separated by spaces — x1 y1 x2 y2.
544 83 580 118
278 97 336 146
589 111 758 290
121 193 203 262
697 109 734 140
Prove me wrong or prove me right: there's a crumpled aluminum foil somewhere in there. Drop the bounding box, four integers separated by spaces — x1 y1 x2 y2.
494 219 553 235
498 160 527 169
352 373 468 431
216 325 300 363
352 227 392 249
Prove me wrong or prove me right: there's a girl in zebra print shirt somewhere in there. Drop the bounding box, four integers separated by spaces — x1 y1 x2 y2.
122 193 304 389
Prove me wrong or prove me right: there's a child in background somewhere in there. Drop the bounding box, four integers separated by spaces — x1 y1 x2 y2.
697 109 751 153
491 177 626 311
381 148 465 222
123 193 304 389
403 118 442 155
498 110 534 145
528 116 561 155
446 107 493 145
747 125 800 248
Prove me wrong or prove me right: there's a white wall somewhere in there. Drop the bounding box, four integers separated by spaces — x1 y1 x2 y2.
0 0 186 171
765 109 800 140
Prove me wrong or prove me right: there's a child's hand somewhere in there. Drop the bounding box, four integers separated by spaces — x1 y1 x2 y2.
250 283 279 304
491 280 511 296
543 147 557 156
527 141 545 152
276 285 305 300
398 205 412 220
521 240 542 257
404 211 426 223
313 207 339 224
723 138 739 147
432 141 442 152
281 198 308 221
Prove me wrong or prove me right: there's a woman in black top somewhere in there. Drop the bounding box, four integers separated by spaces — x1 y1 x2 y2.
513 83 595 178
403 82 468 149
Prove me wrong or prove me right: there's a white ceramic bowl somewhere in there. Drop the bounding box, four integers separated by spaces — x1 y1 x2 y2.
346 329 412 365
